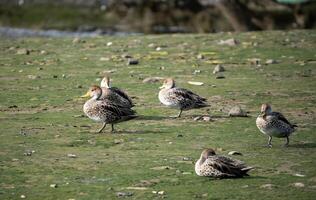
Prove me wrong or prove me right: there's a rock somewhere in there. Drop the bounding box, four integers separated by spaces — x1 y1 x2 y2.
249 58 261 66
197 54 204 59
215 73 225 79
50 184 58 188
114 139 124 144
228 151 242 156
23 150 35 156
193 69 201 75
213 64 225 74
125 187 148 190
182 172 192 175
294 173 306 177
292 182 305 188
116 192 133 197
106 42 113 46
193 116 203 121
27 75 40 80
67 154 77 158
40 50 47 55
72 37 85 44
228 106 247 117
265 59 277 64
158 191 165 195
17 48 30 55
127 58 139 65
183 157 192 161
142 77 163 83
218 38 239 46
99 57 110 61
188 81 204 86
260 184 275 189
202 116 212 122
156 47 162 51
20 195 26 199
148 43 155 48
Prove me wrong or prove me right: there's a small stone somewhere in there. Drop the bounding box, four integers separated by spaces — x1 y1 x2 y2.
215 73 225 79
228 106 247 117
159 66 165 70
202 193 208 197
156 47 162 51
50 184 58 188
17 48 29 55
292 182 305 188
116 192 133 197
127 59 139 65
27 75 40 80
183 157 192 161
20 195 26 199
67 154 77 158
158 191 165 195
114 139 124 144
265 59 277 64
294 173 306 177
260 184 275 189
62 74 66 78
211 84 216 88
142 77 163 83
148 43 155 48
202 116 212 122
241 185 249 188
188 81 204 86
19 70 23 73
182 172 192 175
72 37 81 43
106 42 113 46
213 64 225 74
40 50 47 55
197 54 204 59
228 151 242 156
193 116 203 121
193 69 201 75
152 191 158 194
218 38 239 46
99 57 110 61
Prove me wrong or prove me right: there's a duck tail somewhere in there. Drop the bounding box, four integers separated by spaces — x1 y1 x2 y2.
241 166 254 174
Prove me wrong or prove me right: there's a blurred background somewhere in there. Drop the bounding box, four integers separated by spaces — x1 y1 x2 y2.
0 0 315 36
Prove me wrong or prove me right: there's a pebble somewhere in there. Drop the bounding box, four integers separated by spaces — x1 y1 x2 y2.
99 57 110 61
197 54 204 59
193 69 201 75
17 48 30 55
157 191 165 195
265 59 277 64
293 182 305 188
215 73 225 79
67 154 77 158
127 58 139 65
50 184 58 188
260 184 275 189
40 50 47 55
228 151 242 156
294 173 306 177
228 106 247 117
27 75 40 80
142 77 163 83
106 42 113 46
218 38 239 46
213 64 225 74
20 195 26 199
116 192 133 197
114 139 124 144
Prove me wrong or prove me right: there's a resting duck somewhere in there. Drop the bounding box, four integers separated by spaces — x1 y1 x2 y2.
158 78 208 117
256 103 297 147
81 85 137 133
195 148 253 178
100 76 134 108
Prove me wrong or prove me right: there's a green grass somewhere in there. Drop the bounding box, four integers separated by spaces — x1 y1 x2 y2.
0 30 316 200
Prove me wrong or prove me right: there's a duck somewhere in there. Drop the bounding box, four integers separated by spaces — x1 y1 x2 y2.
195 148 253 178
158 78 208 117
81 85 137 133
256 103 297 147
100 76 134 108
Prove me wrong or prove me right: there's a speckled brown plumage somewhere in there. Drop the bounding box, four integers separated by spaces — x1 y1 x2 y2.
195 149 253 178
82 85 137 133
158 78 208 117
256 103 296 147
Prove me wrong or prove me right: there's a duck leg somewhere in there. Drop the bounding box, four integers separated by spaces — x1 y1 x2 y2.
176 109 183 118
111 124 115 133
97 123 106 133
267 136 272 148
283 136 289 147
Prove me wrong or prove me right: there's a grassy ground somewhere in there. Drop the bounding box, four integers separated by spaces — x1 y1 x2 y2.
0 30 316 200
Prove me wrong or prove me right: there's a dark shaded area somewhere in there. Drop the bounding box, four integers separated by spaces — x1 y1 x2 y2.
0 0 315 34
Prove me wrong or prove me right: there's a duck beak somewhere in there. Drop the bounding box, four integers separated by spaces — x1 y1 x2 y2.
80 91 91 98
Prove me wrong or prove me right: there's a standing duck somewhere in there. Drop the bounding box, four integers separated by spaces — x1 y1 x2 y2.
158 78 208 117
195 148 253 178
81 85 137 133
100 76 134 108
256 103 297 147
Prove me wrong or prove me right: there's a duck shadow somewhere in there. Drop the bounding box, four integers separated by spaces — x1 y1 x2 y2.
136 115 176 121
107 129 166 134
289 142 316 148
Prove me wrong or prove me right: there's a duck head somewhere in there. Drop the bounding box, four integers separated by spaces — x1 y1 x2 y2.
100 76 111 88
199 148 216 164
81 85 102 100
159 78 175 89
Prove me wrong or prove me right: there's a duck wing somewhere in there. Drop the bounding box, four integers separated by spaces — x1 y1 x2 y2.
111 87 134 107
167 88 207 107
272 112 296 128
204 155 252 178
